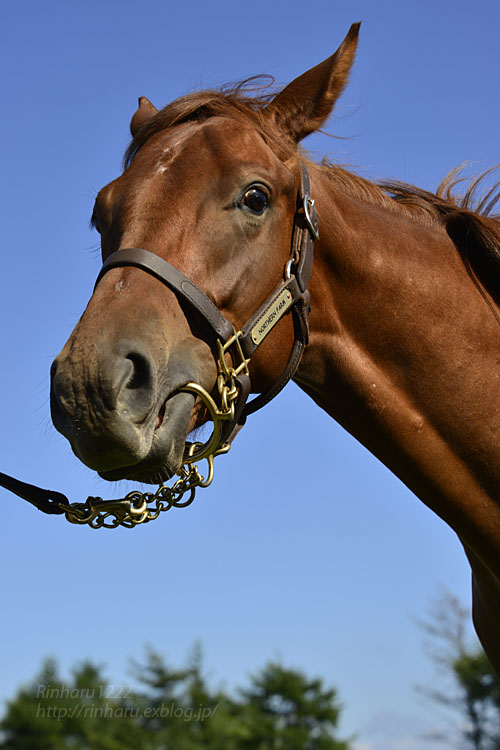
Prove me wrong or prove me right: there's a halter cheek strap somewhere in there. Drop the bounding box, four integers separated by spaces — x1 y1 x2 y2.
94 164 318 435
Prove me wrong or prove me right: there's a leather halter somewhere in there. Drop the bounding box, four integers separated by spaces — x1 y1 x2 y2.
0 163 318 516
95 163 318 441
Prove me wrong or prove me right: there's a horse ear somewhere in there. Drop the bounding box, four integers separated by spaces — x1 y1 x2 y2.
130 96 158 137
266 23 360 142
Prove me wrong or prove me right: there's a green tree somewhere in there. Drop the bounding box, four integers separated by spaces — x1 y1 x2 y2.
237 661 350 750
419 591 500 749
0 657 143 750
0 648 351 750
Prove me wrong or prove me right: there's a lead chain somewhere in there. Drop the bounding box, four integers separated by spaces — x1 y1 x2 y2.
59 453 215 530
56 335 248 530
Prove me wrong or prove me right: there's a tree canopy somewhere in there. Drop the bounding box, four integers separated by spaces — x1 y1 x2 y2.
0 647 351 750
418 591 500 749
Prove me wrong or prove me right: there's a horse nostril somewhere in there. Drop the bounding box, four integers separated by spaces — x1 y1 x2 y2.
50 345 158 430
124 352 154 391
114 349 157 424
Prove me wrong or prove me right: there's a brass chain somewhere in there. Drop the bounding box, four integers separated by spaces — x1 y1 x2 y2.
57 332 249 530
58 452 214 529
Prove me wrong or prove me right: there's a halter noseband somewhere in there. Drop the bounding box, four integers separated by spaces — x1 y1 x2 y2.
0 164 318 528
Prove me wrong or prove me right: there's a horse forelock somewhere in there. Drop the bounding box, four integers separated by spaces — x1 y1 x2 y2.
123 78 297 170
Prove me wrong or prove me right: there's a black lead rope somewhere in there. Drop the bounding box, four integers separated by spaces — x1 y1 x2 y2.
0 472 66 515
0 164 318 521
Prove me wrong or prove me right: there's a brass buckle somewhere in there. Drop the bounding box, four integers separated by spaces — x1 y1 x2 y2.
303 194 320 240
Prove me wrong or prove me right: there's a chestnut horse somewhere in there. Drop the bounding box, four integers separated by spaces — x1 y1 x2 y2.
50 25 500 674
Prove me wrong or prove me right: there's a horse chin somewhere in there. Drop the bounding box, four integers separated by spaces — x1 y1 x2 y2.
97 390 196 485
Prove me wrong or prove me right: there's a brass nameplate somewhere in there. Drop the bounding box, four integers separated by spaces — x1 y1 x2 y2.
251 289 293 346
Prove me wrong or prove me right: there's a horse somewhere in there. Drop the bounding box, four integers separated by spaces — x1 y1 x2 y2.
49 24 500 675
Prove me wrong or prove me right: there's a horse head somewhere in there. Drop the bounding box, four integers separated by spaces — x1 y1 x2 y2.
50 25 359 484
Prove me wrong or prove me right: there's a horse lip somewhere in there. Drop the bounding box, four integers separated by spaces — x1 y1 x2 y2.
99 389 196 484
98 463 175 484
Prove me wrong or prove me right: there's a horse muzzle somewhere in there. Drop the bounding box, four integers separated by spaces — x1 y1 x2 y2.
50 338 201 482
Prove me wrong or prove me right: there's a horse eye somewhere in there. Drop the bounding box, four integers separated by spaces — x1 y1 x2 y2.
242 187 269 214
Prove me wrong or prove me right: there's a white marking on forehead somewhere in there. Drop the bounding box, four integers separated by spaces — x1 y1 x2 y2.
154 142 184 175
151 123 214 177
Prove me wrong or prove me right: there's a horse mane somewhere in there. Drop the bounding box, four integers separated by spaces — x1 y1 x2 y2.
125 80 500 307
381 167 500 306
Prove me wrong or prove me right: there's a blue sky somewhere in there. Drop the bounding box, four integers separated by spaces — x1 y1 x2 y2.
1 1 499 748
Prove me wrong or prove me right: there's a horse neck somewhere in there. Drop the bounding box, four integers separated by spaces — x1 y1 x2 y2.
295 166 500 569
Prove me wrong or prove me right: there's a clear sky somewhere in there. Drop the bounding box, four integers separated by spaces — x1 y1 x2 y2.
1 1 499 748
